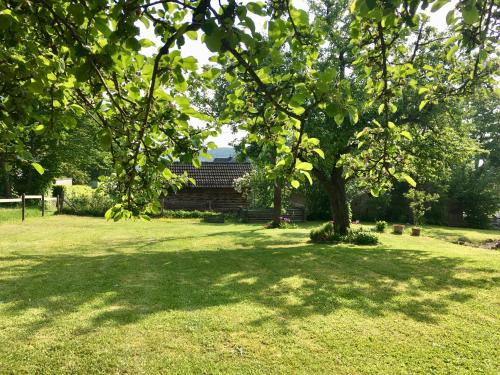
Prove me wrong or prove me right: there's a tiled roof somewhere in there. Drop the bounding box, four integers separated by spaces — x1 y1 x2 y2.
169 162 252 188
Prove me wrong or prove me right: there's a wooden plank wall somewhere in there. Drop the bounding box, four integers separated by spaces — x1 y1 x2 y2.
163 187 248 212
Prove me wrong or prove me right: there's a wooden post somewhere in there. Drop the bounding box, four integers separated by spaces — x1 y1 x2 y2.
41 194 45 217
21 193 25 222
59 190 64 213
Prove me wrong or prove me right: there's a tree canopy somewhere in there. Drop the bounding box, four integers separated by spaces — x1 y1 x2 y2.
0 0 498 220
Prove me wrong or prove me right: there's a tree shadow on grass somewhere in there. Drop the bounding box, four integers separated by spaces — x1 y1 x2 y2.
0 229 498 336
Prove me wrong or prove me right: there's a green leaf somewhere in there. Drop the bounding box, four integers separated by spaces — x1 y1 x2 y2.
186 30 198 40
174 79 188 92
334 113 344 126
291 180 300 189
31 162 44 175
446 10 455 25
356 128 367 139
247 2 266 16
276 159 287 167
68 3 85 25
181 56 198 71
313 148 325 158
446 45 458 61
291 105 305 115
126 38 141 51
378 103 384 114
296 161 313 171
419 100 428 111
462 3 479 24
100 129 112 148
204 30 222 52
192 158 201 168
300 170 313 185
139 214 151 222
140 39 155 48
175 95 190 108
350 110 359 124
34 124 45 133
105 207 113 220
200 152 213 161
401 130 413 140
290 118 301 130
431 0 448 12
388 102 397 113
290 8 309 28
402 173 417 187
0 9 16 30
70 104 85 116
162 168 173 180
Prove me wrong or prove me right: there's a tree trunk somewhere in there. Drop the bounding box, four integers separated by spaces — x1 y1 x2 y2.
4 174 11 198
329 166 350 235
313 165 350 235
272 180 282 227
0 157 12 198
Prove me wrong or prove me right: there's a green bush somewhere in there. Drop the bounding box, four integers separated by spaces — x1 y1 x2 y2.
310 223 378 245
347 230 379 245
374 220 388 232
264 216 298 229
310 222 337 243
160 210 219 219
61 185 113 217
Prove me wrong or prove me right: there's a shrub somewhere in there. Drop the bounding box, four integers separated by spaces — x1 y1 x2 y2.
61 185 113 217
404 188 440 226
348 230 379 245
278 216 298 229
310 224 379 245
310 222 337 243
264 216 298 229
456 235 470 245
160 210 219 219
374 220 388 232
278 218 298 229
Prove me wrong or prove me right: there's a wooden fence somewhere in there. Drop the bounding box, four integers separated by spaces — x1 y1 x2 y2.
239 207 306 223
0 194 60 221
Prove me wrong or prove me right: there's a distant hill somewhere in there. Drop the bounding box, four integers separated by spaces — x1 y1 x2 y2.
200 147 236 162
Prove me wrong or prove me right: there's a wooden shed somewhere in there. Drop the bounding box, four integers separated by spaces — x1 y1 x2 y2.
163 162 252 212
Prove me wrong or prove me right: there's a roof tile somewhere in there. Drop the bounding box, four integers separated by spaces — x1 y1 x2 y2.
170 162 251 188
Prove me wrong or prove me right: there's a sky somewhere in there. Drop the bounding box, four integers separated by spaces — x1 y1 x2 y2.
140 0 456 147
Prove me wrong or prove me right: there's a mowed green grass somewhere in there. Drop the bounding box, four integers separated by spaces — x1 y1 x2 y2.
0 216 498 374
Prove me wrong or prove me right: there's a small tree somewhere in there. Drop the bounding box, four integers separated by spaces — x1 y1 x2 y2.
404 189 440 226
233 170 291 211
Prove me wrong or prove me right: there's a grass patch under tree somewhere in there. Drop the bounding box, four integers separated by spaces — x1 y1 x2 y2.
0 215 498 374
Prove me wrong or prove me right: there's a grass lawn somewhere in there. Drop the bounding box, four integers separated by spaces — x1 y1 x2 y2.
0 216 498 374
0 205 56 223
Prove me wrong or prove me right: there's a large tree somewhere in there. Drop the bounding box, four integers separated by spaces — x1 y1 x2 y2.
211 0 497 233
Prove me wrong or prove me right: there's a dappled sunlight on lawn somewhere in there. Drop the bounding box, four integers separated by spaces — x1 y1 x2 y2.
0 216 498 374
0 222 497 332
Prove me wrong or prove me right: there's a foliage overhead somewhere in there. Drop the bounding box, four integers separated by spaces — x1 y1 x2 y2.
0 0 498 218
